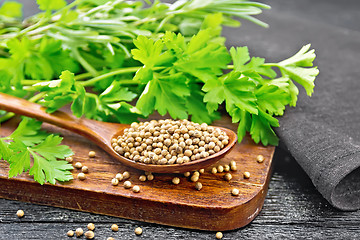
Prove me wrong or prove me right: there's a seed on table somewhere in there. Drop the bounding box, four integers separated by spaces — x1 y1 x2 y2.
147 174 154 181
216 231 223 239
111 178 119 186
75 228 84 237
172 177 180 185
139 175 147 182
123 171 130 179
16 209 24 218
193 171 200 177
223 165 230 172
124 180 132 189
77 172 86 180
87 223 95 231
211 167 217 174
217 165 224 173
231 188 240 196
195 182 202 191
244 171 251 179
116 173 123 181
133 185 141 193
67 230 74 237
224 173 232 181
81 166 89 173
111 224 119 232
190 174 199 182
65 156 73 163
74 162 82 169
199 169 205 174
257 154 264 163
230 160 236 167
88 151 96 158
135 227 143 235
184 172 191 177
85 230 95 239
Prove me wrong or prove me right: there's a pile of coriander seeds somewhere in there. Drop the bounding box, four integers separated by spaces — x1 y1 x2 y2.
112 119 229 165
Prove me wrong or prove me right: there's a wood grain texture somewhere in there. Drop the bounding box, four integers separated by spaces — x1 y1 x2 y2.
0 116 274 231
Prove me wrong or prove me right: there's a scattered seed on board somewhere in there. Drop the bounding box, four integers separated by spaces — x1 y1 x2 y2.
65 156 73 163
77 172 86 180
135 227 143 235
184 172 191 177
223 165 230 172
74 162 82 169
75 228 84 237
230 164 237 171
16 209 24 218
67 230 74 237
147 174 154 181
87 223 95 231
216 231 223 239
190 175 199 182
123 171 130 179
139 175 147 182
111 178 119 186
88 151 96 158
195 182 202 191
85 230 95 239
193 171 200 177
257 154 264 163
199 169 205 174
133 185 141 193
244 171 251 179
231 188 240 196
217 165 224 173
111 224 119 232
211 167 217 174
116 173 123 181
230 160 236 167
81 166 89 173
124 180 132 189
224 173 232 181
172 177 180 185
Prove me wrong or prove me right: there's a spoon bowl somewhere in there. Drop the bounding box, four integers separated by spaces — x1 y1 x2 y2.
0 93 237 173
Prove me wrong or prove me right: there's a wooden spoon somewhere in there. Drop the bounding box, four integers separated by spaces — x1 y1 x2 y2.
0 93 237 173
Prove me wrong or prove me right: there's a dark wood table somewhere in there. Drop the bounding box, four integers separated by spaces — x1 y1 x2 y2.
1 0 359 239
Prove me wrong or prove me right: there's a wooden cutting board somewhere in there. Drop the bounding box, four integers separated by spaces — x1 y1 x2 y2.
0 116 274 231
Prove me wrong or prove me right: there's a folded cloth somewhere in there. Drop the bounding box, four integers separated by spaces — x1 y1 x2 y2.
225 7 360 210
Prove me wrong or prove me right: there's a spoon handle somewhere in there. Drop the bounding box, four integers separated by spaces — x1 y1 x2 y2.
0 92 92 136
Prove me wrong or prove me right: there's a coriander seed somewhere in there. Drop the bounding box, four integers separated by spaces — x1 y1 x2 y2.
230 165 237 171
139 175 147 182
184 172 191 177
172 177 180 185
85 230 95 239
111 178 119 186
87 223 95 231
224 173 232 181
77 172 86 180
111 224 119 232
244 171 251 179
133 185 140 193
195 182 202 191
116 173 123 181
75 228 84 237
81 166 89 173
123 171 130 179
147 174 154 181
211 167 217 174
124 180 132 189
16 209 24 218
74 162 82 169
217 165 224 173
199 169 205 174
67 230 74 237
231 188 240 196
216 231 223 239
257 154 264 163
223 164 230 172
88 151 96 158
190 174 199 182
65 156 73 163
135 227 143 235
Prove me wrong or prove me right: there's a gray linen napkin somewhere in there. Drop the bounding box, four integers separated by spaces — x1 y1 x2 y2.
225 7 360 210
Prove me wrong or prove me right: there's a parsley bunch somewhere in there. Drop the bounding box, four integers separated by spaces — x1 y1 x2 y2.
0 0 319 184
